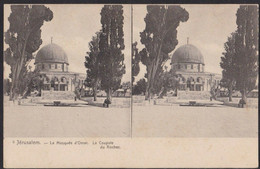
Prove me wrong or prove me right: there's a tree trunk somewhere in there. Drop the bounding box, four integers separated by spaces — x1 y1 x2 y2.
106 88 112 101
93 79 99 101
145 86 151 100
228 86 232 102
175 87 178 96
158 87 165 98
241 89 247 104
93 87 97 101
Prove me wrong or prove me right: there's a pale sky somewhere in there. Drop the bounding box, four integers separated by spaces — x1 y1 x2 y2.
4 4 131 82
4 4 240 83
133 4 239 82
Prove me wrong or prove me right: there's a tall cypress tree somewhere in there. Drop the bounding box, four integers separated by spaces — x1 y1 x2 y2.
132 41 140 83
85 31 101 101
220 32 237 102
139 5 189 100
4 5 53 100
99 5 126 101
234 5 258 103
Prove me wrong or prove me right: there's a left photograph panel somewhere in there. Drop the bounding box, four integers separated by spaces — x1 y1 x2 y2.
3 4 132 137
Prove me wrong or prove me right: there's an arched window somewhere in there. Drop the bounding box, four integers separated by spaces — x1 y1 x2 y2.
49 64 51 69
61 77 67 83
182 77 186 83
191 64 193 69
55 64 57 69
197 77 202 83
188 77 194 82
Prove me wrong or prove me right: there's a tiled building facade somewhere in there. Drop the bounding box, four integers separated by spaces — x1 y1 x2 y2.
171 44 221 93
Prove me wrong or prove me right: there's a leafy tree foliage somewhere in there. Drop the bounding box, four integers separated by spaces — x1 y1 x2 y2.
99 5 126 100
4 5 53 100
139 5 189 99
121 81 131 90
234 5 258 103
132 42 141 83
153 69 179 98
20 69 44 98
84 31 101 101
220 32 237 101
133 78 147 95
3 79 12 96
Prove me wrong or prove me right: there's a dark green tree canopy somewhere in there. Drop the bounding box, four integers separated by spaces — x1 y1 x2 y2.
234 5 258 95
132 42 141 82
220 32 237 85
4 5 53 99
99 5 126 96
133 78 147 95
85 31 101 88
139 5 189 99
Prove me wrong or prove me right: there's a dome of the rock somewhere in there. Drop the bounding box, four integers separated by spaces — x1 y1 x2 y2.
171 44 204 65
35 43 69 64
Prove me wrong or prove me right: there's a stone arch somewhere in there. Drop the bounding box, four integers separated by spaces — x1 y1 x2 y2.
188 77 195 82
52 76 59 82
60 76 67 83
181 76 186 83
187 77 195 91
197 77 203 83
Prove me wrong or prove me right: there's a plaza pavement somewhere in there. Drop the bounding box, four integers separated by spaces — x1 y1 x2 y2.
132 104 258 137
4 102 131 137
4 96 258 138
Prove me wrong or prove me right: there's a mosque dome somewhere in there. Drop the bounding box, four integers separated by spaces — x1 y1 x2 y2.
171 44 204 65
35 43 69 64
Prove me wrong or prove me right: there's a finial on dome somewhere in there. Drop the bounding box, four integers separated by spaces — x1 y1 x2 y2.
187 37 189 44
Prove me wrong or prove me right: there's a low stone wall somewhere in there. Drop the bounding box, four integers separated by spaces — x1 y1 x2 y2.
166 97 178 103
178 91 211 100
219 97 258 109
132 95 145 103
42 91 75 100
82 97 130 108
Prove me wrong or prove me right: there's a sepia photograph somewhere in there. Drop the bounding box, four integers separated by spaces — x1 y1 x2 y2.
2 2 259 168
132 4 258 137
3 4 131 137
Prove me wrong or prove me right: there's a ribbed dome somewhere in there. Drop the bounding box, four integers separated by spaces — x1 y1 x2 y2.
171 44 204 64
35 43 69 64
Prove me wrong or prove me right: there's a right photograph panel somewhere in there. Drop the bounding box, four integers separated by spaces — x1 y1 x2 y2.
132 4 258 137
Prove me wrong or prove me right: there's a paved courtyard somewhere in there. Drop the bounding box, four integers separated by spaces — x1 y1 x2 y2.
4 97 258 138
4 103 131 137
132 104 258 137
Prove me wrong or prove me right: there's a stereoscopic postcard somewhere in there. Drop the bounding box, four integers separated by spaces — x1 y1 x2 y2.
3 3 258 168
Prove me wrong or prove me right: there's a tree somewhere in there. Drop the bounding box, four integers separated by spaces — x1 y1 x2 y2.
234 5 258 103
3 79 12 96
20 69 44 98
220 32 237 101
99 5 126 101
139 5 189 100
153 69 179 98
133 78 147 95
85 31 101 101
121 81 131 96
4 5 53 100
132 41 141 83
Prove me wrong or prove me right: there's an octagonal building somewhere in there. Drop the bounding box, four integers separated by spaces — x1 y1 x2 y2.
35 42 86 99
170 42 221 98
